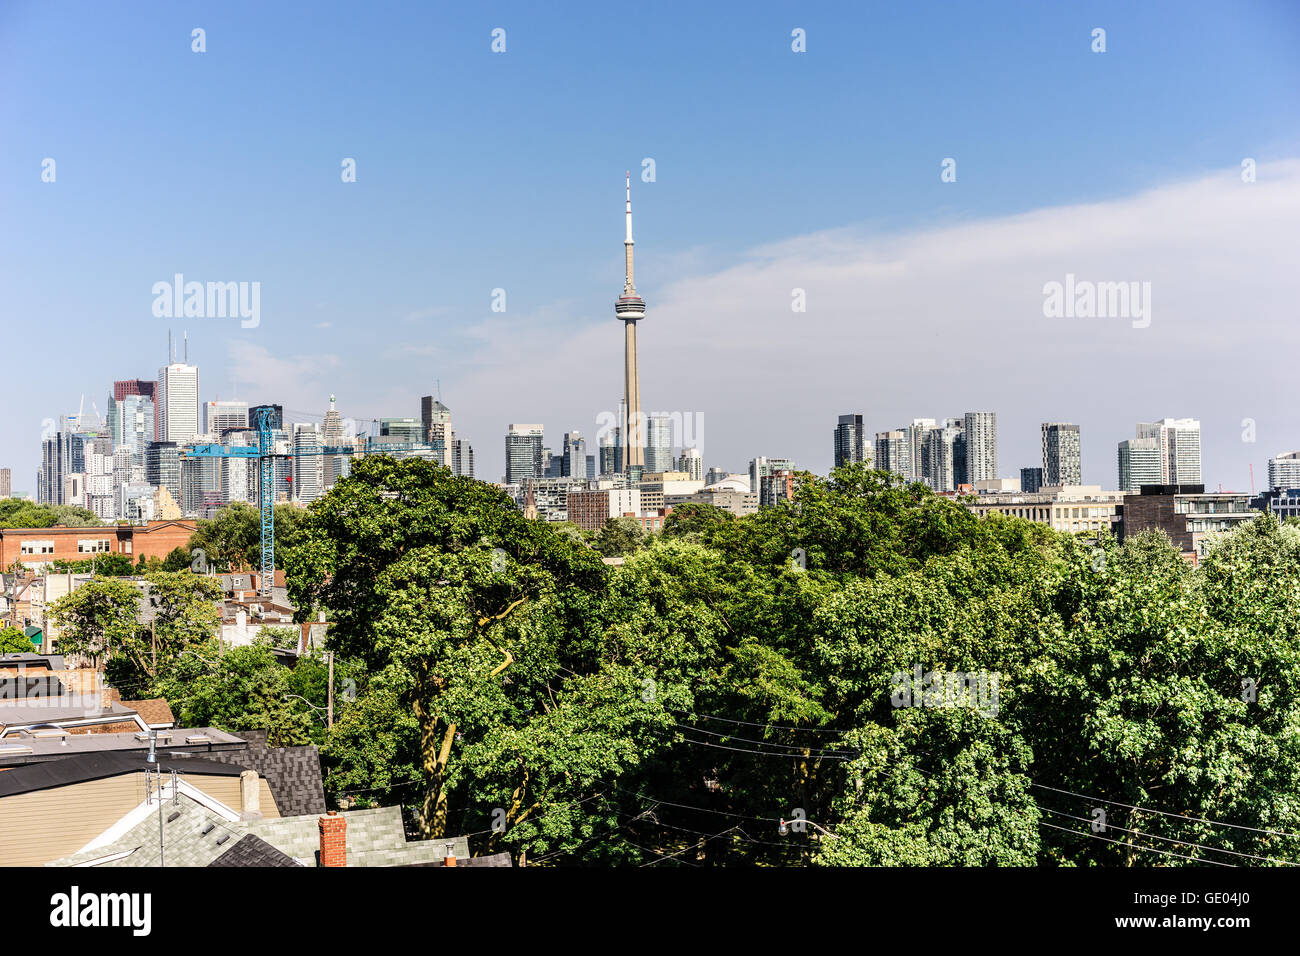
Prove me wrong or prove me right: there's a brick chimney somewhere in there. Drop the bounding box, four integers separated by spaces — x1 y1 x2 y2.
319 810 347 867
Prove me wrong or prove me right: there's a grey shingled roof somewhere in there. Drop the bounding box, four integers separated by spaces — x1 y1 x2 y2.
186 740 327 817
208 833 302 867
47 795 471 868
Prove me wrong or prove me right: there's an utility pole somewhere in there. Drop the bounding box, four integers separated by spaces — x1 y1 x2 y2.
326 651 334 730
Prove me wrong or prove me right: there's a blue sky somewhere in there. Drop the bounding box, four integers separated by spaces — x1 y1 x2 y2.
2 0 1299 490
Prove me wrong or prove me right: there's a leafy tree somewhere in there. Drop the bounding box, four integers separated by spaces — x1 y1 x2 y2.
49 554 135 576
101 570 222 688
0 626 33 653
187 501 307 572
47 576 142 667
153 638 313 746
590 516 647 557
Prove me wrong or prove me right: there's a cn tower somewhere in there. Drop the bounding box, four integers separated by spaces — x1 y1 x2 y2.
615 172 646 472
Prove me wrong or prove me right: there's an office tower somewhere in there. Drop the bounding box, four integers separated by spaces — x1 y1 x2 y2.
378 418 423 444
452 438 475 478
562 432 588 479
676 447 703 482
1136 419 1202 485
0 468 9 498
1117 437 1164 492
249 404 284 433
219 428 257 505
203 400 249 438
616 174 647 472
1269 452 1300 490
320 395 347 489
834 414 866 469
146 441 182 506
585 454 596 480
645 415 673 473
963 412 998 484
925 425 963 492
292 423 324 503
421 397 454 468
874 430 910 479
157 362 200 444
113 379 158 403
1020 467 1044 494
544 449 565 479
598 431 618 477
749 457 795 493
115 394 156 463
1041 423 1082 486
84 437 115 519
505 424 545 484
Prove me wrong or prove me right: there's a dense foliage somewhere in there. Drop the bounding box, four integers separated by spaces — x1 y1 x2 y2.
53 462 1300 867
275 458 1300 867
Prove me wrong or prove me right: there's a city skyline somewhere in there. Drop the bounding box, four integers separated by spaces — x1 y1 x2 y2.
3 2 1299 492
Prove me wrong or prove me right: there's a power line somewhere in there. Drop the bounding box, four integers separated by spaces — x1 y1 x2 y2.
666 721 857 757
1037 819 1236 867
1038 806 1298 866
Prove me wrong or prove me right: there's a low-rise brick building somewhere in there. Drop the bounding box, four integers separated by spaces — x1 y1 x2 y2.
0 519 196 569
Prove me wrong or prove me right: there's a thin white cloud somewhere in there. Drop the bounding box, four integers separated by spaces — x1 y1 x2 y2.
442 161 1300 487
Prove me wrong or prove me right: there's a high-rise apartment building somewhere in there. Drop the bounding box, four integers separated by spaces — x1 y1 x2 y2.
505 424 545 485
675 447 703 482
157 363 200 444
1268 451 1300 490
293 423 324 503
1117 437 1164 492
146 441 182 507
645 415 674 474
963 412 998 484
749 457 795 494
0 468 10 498
1041 423 1082 486
924 425 963 492
833 414 866 470
873 430 911 479
907 419 937 484
1136 419 1202 485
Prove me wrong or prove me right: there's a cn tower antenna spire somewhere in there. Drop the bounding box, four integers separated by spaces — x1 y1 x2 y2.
615 173 647 474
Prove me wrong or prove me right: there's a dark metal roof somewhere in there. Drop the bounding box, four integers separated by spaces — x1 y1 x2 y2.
0 751 248 798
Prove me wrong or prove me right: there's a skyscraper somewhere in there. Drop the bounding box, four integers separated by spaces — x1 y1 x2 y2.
833 414 866 470
598 431 618 477
0 468 10 498
1268 452 1300 491
562 432 587 479
874 430 910 478
963 412 998 484
676 447 703 481
505 424 544 484
616 174 647 473
1041 422 1082 486
322 395 347 489
452 438 475 478
204 400 249 439
645 415 673 473
421 396 454 468
1118 437 1164 492
907 418 937 483
1136 419 1202 484
1020 467 1044 494
157 362 200 444
924 424 962 492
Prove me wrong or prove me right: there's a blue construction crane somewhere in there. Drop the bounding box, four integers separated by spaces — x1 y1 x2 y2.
184 408 429 597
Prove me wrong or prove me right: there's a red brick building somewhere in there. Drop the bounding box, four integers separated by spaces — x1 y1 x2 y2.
0 520 197 569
